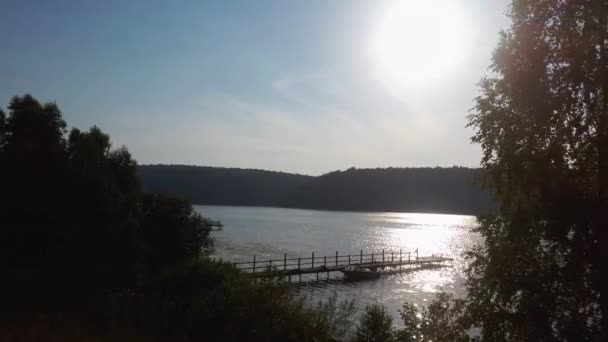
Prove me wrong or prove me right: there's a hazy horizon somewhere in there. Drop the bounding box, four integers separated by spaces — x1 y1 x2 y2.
1 0 510 175
139 162 480 177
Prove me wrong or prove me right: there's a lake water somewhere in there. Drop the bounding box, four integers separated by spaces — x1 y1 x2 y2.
194 205 479 327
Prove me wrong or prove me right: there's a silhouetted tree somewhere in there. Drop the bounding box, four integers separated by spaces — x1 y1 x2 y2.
138 193 212 283
416 293 469 342
466 0 607 339
0 95 74 314
0 95 346 341
396 303 420 342
355 304 395 342
0 108 6 149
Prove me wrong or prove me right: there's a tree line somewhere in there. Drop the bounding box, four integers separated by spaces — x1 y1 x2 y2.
138 164 313 207
281 167 494 215
139 165 495 215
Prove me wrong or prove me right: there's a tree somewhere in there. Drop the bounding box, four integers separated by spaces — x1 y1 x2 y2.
467 0 607 339
0 95 72 313
138 193 213 282
396 294 469 342
0 95 344 341
418 293 469 342
396 302 420 342
0 108 6 149
312 292 357 339
355 304 395 342
0 96 143 313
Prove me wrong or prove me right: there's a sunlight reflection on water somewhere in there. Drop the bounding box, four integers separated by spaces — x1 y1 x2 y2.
196 205 479 328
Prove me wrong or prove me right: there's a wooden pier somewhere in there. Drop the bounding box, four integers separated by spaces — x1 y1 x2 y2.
233 249 453 281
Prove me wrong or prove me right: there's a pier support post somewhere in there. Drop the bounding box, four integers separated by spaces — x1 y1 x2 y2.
382 249 385 264
336 251 338 266
253 255 256 274
360 250 363 263
314 252 318 280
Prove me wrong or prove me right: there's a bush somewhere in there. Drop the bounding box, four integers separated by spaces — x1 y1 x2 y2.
355 304 395 342
103 260 342 341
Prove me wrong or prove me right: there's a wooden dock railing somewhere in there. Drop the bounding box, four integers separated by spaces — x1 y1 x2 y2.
228 249 453 282
234 249 420 274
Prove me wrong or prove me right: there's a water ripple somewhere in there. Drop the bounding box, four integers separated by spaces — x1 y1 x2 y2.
198 205 479 326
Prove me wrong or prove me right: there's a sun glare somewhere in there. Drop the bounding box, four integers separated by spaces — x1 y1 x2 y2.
372 0 470 89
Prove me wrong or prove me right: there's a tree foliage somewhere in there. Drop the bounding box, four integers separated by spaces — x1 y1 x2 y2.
312 292 358 339
356 304 395 342
417 293 469 342
0 95 161 315
349 294 470 342
0 95 341 341
466 0 608 339
395 293 469 342
138 193 213 282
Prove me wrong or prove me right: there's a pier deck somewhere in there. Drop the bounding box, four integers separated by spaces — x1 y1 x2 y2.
232 250 453 281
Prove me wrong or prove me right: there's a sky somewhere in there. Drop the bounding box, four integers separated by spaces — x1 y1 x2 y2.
0 0 510 175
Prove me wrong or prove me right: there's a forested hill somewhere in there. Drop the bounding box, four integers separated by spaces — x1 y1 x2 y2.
138 164 313 206
280 167 494 215
138 165 494 215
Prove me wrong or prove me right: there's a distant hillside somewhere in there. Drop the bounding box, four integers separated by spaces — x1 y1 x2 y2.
138 165 495 215
138 165 313 207
280 167 494 215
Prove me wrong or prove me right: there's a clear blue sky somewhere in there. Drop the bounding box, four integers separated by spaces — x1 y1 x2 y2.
0 0 510 175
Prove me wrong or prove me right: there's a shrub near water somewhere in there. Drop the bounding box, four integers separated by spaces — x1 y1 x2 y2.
355 304 395 342
104 261 342 341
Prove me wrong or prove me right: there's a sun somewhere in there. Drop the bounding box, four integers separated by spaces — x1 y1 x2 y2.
372 0 470 89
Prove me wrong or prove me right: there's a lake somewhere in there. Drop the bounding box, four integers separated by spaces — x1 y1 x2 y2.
194 205 479 327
